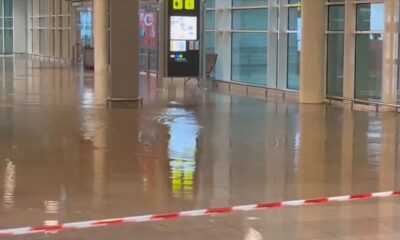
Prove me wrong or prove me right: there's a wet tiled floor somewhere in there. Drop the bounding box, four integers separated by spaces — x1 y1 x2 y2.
1 56 400 239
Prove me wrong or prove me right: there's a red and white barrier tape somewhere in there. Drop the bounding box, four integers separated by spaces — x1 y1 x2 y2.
0 191 399 238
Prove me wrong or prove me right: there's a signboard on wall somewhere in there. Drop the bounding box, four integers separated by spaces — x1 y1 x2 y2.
167 0 201 77
140 11 157 48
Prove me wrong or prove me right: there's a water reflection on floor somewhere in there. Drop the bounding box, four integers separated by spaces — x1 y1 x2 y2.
0 56 400 239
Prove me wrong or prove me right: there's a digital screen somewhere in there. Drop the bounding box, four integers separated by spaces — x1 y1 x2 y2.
170 40 187 52
170 16 197 40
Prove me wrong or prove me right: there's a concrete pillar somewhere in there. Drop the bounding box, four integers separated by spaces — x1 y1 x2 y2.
343 1 356 99
299 0 325 104
382 0 400 105
13 0 27 53
93 0 108 72
109 0 140 100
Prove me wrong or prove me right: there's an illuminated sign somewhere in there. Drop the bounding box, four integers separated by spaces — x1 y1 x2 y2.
173 0 195 11
173 0 183 10
170 16 197 40
185 0 195 10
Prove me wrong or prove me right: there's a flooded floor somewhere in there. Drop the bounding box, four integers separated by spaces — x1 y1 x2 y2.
0 56 400 239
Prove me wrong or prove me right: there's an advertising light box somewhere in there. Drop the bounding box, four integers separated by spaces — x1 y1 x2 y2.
167 0 201 77
170 16 197 40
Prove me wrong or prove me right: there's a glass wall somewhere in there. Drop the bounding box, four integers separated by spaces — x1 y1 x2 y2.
204 0 215 54
139 0 158 72
78 8 92 47
206 0 303 90
0 0 14 54
326 2 344 97
29 0 72 60
232 33 268 85
354 3 384 101
231 0 268 86
324 0 395 103
287 3 301 90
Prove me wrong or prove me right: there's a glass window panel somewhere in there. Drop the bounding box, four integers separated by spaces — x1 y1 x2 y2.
39 17 46 27
4 29 12 53
40 29 47 54
288 0 301 4
356 3 384 32
60 30 63 57
355 34 383 100
288 7 301 30
232 33 268 86
205 31 215 54
327 34 344 97
0 0 3 18
287 33 301 90
398 36 400 92
0 29 3 53
328 5 345 31
205 11 215 30
205 0 215 8
232 0 268 7
4 0 12 17
232 9 268 30
39 0 47 16
4 18 12 28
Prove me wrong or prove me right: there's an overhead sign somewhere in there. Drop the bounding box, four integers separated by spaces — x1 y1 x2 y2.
167 0 201 77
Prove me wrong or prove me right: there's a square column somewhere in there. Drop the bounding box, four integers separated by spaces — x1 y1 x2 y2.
299 0 325 104
94 0 109 72
109 0 140 100
382 0 400 105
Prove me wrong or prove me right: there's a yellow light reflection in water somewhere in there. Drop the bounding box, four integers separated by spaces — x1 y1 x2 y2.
170 159 195 200
3 160 16 211
163 107 199 201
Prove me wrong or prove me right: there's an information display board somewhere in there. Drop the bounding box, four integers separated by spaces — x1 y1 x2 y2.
167 0 201 77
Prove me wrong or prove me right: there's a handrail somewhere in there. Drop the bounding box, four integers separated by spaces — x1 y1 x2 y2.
213 79 298 100
213 81 400 112
326 95 400 112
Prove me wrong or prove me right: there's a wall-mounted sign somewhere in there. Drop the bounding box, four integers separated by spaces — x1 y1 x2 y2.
173 0 195 11
173 0 183 10
167 0 201 77
185 0 195 10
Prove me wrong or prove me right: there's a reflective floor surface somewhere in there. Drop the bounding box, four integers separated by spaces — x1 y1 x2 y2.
1 56 400 239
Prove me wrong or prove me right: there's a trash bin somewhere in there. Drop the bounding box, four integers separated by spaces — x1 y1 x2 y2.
84 47 94 69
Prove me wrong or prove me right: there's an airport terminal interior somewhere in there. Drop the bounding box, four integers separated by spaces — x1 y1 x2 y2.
1 0 400 239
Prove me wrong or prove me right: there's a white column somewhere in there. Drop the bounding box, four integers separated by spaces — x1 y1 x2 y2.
93 0 108 73
299 0 325 103
382 0 399 106
215 0 231 81
343 1 356 100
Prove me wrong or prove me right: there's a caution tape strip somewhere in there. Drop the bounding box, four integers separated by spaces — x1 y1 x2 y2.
0 191 399 238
